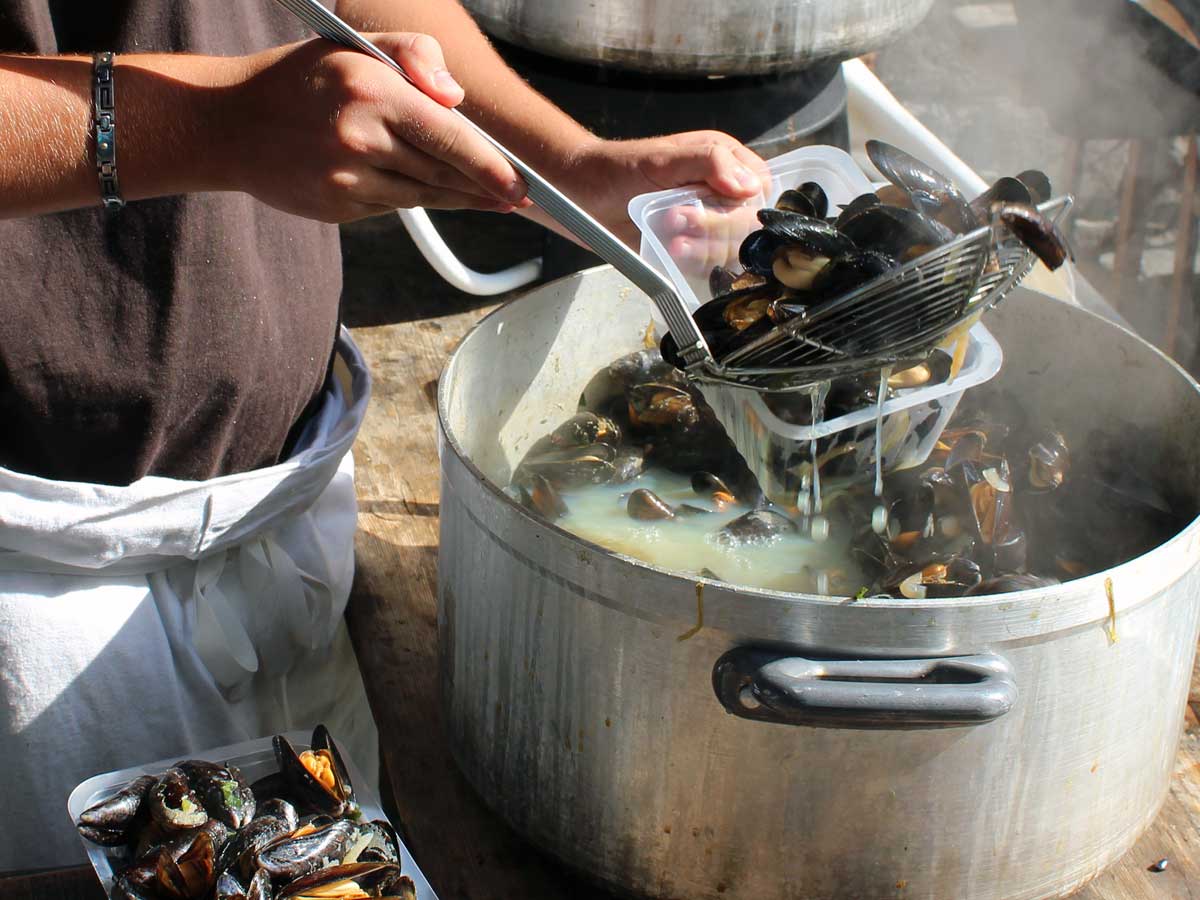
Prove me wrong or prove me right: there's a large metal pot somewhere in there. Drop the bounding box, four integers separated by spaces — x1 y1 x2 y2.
437 267 1200 899
462 0 936 76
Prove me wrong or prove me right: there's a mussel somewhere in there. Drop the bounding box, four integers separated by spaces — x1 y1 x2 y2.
149 767 209 831
776 181 829 218
77 774 157 846
717 509 799 545
255 817 358 884
273 725 356 818
155 830 217 900
626 488 676 521
991 201 1074 270
277 862 413 900
176 759 256 830
866 140 977 234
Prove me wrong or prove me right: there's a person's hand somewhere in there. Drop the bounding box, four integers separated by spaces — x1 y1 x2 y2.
556 132 772 269
226 35 532 223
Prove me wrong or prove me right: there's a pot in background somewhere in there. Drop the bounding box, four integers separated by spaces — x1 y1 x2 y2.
437 266 1200 899
462 0 936 76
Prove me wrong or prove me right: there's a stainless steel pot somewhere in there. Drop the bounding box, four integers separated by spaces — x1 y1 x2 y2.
436 266 1200 900
462 0 935 76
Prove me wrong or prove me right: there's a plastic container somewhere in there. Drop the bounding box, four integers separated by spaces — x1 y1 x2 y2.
627 145 1006 502
701 324 1002 502
67 732 441 900
628 145 876 312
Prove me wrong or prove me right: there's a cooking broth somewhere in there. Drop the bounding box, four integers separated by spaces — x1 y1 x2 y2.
512 347 1188 599
554 469 862 593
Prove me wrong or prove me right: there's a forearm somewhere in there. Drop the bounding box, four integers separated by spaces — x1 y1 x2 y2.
337 0 596 174
0 54 241 218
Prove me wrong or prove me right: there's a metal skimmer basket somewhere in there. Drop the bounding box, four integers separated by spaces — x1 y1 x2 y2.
692 195 1074 392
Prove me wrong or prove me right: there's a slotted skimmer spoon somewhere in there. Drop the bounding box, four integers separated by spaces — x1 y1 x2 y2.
273 0 1068 507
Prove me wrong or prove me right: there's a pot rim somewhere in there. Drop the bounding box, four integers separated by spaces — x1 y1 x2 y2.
437 265 1200 621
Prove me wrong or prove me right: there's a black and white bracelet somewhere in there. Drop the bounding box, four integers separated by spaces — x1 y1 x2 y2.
93 51 125 210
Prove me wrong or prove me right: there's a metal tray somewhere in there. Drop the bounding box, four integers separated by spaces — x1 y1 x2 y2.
66 731 440 899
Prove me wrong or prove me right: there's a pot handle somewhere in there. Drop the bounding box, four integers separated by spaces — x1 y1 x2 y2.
712 648 1017 729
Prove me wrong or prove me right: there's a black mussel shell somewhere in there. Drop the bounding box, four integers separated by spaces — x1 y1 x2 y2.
514 442 618 491
156 830 216 900
717 509 799 545
755 209 856 257
255 798 300 831
837 205 953 262
77 774 157 846
738 229 784 276
627 488 675 520
256 818 357 885
807 249 899 306
776 181 829 219
550 411 621 449
176 760 256 831
214 870 247 900
278 862 403 899
606 348 679 388
969 176 1031 224
992 202 1074 270
691 471 737 503
1015 169 1052 204
626 382 701 431
867 140 958 198
519 473 568 522
222 813 294 882
834 192 882 228
272 727 355 818
709 264 737 297
149 768 208 832
351 820 401 865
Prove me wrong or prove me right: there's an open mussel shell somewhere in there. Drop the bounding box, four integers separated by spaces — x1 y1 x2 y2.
1016 169 1052 204
992 201 1074 270
776 181 829 219
969 176 1032 223
965 573 1060 596
277 861 403 899
866 139 976 234
77 774 157 846
514 441 618 491
347 819 402 865
272 725 355 818
549 411 621 449
214 868 272 900
155 829 216 900
177 760 256 830
834 192 881 229
150 767 209 831
221 811 295 882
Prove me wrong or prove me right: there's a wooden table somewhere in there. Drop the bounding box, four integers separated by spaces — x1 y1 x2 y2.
8 268 1200 899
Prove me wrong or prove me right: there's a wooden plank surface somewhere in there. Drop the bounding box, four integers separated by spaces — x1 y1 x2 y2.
342 299 1200 900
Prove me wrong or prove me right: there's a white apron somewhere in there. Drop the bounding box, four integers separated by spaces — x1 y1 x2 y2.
0 328 377 873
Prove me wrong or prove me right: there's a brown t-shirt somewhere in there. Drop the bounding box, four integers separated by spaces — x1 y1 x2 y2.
0 2 343 484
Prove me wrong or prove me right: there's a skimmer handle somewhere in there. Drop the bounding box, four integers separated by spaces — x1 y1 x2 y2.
271 0 712 367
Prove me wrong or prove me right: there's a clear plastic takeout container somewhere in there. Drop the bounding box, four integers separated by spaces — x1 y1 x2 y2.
67 732 441 900
627 145 1006 495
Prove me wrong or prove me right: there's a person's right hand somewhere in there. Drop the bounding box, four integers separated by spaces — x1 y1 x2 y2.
227 35 530 223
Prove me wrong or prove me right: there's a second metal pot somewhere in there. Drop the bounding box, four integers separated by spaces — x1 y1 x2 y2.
462 0 936 76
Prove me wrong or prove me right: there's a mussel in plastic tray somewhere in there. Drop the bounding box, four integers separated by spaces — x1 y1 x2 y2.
661 139 1074 371
69 726 437 900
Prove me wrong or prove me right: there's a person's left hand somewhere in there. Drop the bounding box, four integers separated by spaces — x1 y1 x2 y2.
555 131 772 249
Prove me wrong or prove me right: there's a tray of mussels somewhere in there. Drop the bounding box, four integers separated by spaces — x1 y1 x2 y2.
67 725 439 900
